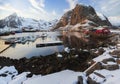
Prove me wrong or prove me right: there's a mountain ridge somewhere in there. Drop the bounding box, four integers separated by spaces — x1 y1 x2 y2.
0 13 58 30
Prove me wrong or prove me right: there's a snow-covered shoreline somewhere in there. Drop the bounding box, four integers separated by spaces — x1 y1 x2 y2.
0 46 120 84
0 30 120 84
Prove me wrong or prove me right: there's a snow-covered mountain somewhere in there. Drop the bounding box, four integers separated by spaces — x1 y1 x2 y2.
0 13 58 30
38 19 58 30
0 13 22 28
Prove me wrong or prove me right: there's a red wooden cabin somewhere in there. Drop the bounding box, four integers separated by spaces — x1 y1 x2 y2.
95 28 110 34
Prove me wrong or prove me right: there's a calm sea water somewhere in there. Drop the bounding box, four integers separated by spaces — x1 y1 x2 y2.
0 32 64 59
0 31 85 59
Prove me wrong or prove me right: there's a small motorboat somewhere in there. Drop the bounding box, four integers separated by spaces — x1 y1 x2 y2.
41 33 48 38
10 31 15 35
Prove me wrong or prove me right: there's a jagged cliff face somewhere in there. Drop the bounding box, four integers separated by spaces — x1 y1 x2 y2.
53 4 112 30
70 4 96 25
55 10 72 28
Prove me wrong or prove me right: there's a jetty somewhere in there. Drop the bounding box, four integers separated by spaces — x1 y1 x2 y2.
36 41 63 47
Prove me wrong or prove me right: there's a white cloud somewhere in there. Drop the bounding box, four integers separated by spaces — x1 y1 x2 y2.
28 0 60 20
38 0 45 8
0 4 21 13
67 0 78 9
29 0 46 14
64 0 78 12
52 10 56 16
20 7 41 19
95 0 120 17
91 0 120 26
0 3 22 19
108 16 120 26
0 0 60 21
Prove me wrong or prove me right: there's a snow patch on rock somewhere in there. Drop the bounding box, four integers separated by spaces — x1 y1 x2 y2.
97 12 106 20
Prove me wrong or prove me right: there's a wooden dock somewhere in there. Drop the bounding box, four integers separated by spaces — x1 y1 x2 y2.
0 40 11 54
36 41 63 47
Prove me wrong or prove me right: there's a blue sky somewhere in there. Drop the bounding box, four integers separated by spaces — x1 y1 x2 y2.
0 0 120 25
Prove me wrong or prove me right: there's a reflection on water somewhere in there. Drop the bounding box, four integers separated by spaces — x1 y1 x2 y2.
60 31 89 50
0 31 89 59
0 32 64 59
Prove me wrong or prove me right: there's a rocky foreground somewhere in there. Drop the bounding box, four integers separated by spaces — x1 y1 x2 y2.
0 48 105 76
0 46 119 84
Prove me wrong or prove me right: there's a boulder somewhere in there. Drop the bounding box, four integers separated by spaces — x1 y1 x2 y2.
116 59 120 64
110 50 120 58
78 76 84 84
0 73 7 77
87 76 99 84
26 73 33 78
102 64 119 70
102 58 115 64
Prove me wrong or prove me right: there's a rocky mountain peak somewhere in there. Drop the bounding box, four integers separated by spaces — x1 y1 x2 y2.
6 13 18 20
10 12 17 17
53 4 112 30
4 13 22 27
70 4 97 25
